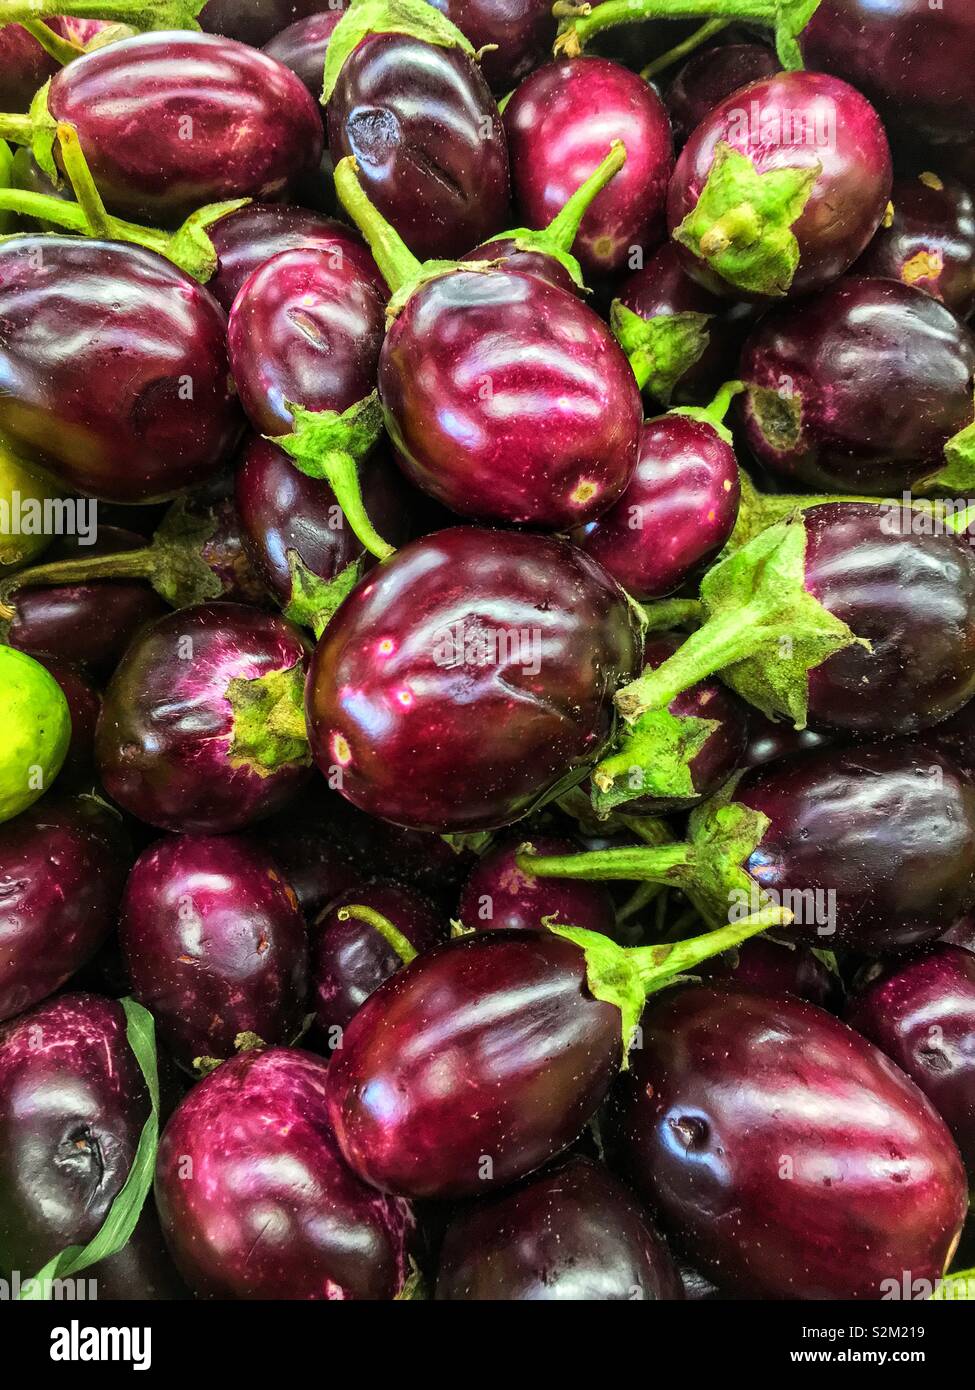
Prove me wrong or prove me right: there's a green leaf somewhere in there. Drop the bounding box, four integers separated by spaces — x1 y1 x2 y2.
322 0 475 103
284 552 364 639
610 300 712 405
18 999 160 1300
673 142 820 297
591 704 719 815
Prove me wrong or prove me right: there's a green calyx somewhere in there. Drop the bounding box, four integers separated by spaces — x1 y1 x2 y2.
337 904 418 965
0 121 246 283
922 410 975 493
670 378 743 445
590 703 719 816
270 393 395 563
0 1 207 31
226 660 311 777
322 0 475 104
615 515 866 728
484 140 627 290
674 142 820 297
18 998 159 1299
554 0 821 70
284 553 364 640
611 300 712 406
548 903 791 1065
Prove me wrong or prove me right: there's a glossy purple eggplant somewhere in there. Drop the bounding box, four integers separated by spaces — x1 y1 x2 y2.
325 13 509 260
855 171 975 320
15 32 324 224
0 796 130 1023
604 985 967 1300
208 203 382 312
326 929 624 1197
312 881 444 1038
383 270 641 526
428 0 555 89
235 437 409 630
228 247 386 438
324 913 779 1198
616 502 975 736
0 17 111 111
435 1153 683 1300
519 742 975 955
665 42 780 147
590 633 750 818
155 1047 415 1299
741 709 832 770
96 602 312 834
613 243 757 407
699 935 839 1009
0 993 183 1299
668 71 891 299
848 946 975 1177
504 57 672 276
305 527 641 832
263 11 343 98
457 835 618 937
2 527 167 678
741 277 975 494
201 0 331 46
0 236 241 503
577 406 740 600
121 834 307 1069
801 0 975 145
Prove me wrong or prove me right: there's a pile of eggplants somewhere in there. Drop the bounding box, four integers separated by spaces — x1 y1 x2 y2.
0 0 974 1310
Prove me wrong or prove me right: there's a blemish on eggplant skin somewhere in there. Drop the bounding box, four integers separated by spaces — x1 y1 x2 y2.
751 385 803 453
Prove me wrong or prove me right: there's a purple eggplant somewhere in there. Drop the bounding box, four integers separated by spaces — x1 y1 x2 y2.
312 881 444 1038
0 993 183 1300
699 935 839 1009
668 71 892 299
741 709 832 770
801 0 975 145
2 527 168 678
235 436 410 635
665 42 779 146
855 170 975 320
155 1047 415 1299
96 602 312 833
435 1153 683 1300
324 910 786 1198
0 795 130 1023
208 203 383 312
740 278 975 494
121 834 308 1069
0 16 112 111
612 242 757 407
588 632 749 818
457 835 618 938
604 985 967 1300
305 526 641 833
227 244 394 560
847 946 975 1179
519 742 975 955
263 10 344 98
324 0 509 261
614 502 975 736
0 236 241 504
577 386 741 600
503 56 672 277
334 161 643 529
428 0 555 89
201 0 332 47
0 31 324 224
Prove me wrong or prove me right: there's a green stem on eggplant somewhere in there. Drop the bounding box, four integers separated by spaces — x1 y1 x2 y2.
337 905 418 966
640 16 731 79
